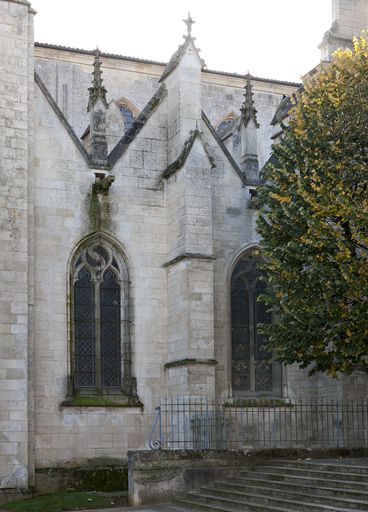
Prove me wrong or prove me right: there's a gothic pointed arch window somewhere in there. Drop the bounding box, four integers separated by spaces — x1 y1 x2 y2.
230 250 281 396
216 112 238 140
116 97 139 132
70 236 134 397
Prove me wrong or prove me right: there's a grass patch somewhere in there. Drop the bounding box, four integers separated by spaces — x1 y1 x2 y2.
3 491 127 512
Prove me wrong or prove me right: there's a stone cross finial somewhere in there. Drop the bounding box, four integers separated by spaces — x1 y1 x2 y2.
88 47 107 112
183 13 195 36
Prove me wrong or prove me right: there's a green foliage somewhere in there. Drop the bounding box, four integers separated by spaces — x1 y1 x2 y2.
257 35 368 376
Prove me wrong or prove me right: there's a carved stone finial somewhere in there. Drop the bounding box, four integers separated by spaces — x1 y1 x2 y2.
88 47 107 112
183 12 195 37
240 73 259 128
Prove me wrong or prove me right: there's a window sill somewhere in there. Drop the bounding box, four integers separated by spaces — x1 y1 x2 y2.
224 398 292 408
61 395 143 408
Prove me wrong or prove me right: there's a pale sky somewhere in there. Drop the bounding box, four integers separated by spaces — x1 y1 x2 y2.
31 0 332 83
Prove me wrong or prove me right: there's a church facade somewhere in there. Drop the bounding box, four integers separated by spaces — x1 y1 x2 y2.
0 0 367 491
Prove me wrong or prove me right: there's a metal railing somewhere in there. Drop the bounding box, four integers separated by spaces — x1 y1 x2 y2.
149 397 368 450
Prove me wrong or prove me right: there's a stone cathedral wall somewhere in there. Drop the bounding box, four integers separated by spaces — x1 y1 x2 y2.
32 84 169 467
0 0 367 492
30 47 300 469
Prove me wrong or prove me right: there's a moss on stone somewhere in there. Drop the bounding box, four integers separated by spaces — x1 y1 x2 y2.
89 177 115 231
35 465 128 494
89 191 100 231
71 468 128 492
61 395 143 408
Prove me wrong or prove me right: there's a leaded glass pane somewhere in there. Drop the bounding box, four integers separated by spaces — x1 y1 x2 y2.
100 270 121 388
74 268 96 388
72 242 127 393
231 277 250 392
231 278 247 325
231 254 276 394
255 278 273 391
232 361 251 391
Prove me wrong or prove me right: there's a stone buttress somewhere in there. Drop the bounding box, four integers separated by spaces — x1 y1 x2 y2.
161 17 216 397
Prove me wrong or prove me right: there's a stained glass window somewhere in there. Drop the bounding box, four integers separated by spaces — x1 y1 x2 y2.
74 268 96 388
119 105 135 131
231 252 280 395
72 239 128 392
218 118 234 132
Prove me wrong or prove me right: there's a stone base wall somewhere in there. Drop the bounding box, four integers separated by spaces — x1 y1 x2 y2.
128 448 368 506
35 461 128 494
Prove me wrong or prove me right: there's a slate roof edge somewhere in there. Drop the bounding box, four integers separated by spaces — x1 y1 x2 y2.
34 71 93 167
34 42 302 87
201 110 247 185
203 69 301 87
35 42 167 67
108 83 167 167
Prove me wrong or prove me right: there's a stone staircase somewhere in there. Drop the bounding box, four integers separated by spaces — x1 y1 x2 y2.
174 459 368 511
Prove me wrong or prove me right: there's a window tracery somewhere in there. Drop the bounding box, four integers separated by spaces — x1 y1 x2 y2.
70 238 132 395
230 251 281 396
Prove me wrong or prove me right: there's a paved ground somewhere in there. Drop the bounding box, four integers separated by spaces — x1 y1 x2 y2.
68 507 181 512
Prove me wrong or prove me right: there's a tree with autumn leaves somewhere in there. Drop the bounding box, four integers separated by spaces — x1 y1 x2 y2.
257 35 368 376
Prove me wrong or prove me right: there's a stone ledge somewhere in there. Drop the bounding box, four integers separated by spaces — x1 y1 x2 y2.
224 398 292 408
164 358 218 370
162 252 215 268
61 395 143 408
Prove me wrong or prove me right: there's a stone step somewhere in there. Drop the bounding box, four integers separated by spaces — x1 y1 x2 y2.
270 460 368 475
175 494 296 511
215 478 368 502
241 465 368 482
183 491 363 512
174 459 368 511
239 471 368 491
202 484 368 510
174 497 237 511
